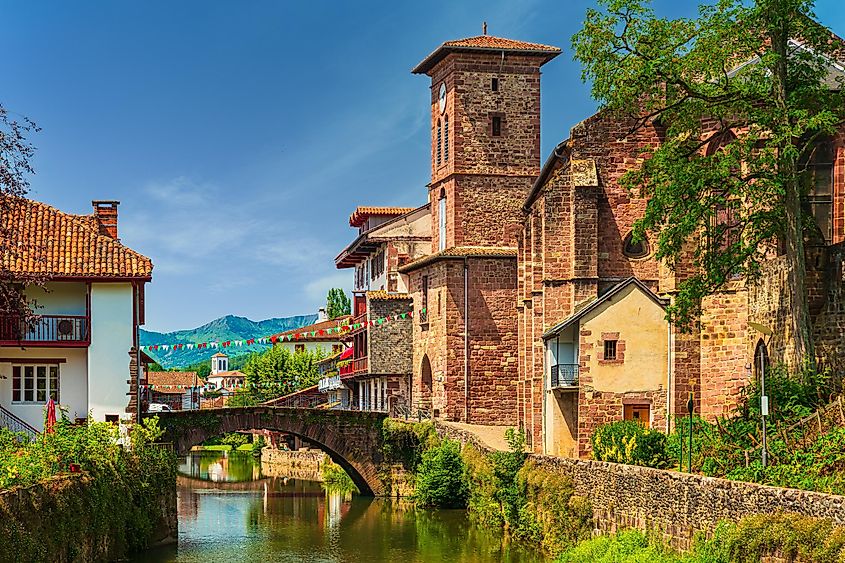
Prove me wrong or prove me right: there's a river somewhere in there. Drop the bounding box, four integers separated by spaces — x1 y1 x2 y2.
133 450 545 562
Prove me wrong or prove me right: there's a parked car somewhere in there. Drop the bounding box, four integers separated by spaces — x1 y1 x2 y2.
147 403 172 413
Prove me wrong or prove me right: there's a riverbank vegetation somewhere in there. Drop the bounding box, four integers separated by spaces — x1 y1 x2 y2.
0 418 177 560
321 458 359 495
555 513 845 563
587 361 845 496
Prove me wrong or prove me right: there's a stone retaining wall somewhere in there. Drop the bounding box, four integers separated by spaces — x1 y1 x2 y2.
261 448 327 480
532 455 845 552
0 473 176 562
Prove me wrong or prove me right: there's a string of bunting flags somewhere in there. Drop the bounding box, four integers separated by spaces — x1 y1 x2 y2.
140 307 424 353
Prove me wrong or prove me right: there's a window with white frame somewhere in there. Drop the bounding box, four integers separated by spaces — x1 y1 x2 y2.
12 364 59 404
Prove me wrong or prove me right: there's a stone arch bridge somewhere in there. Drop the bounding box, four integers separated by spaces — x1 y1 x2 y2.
151 407 390 495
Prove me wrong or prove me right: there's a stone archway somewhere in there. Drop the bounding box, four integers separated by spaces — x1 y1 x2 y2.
152 407 389 495
420 354 433 407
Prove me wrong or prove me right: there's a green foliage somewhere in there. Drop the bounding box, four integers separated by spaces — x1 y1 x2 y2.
230 346 326 404
666 361 845 493
557 513 845 563
740 361 831 423
556 529 682 563
321 458 359 495
251 435 266 458
0 418 177 559
461 429 591 553
381 419 438 471
591 421 670 468
572 0 845 355
199 432 250 449
414 439 468 508
326 288 351 319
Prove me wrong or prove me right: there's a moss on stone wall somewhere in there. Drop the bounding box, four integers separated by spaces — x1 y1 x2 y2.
0 472 176 563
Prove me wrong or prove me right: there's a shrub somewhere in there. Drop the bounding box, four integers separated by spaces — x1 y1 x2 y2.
591 421 670 468
0 417 177 557
322 458 358 495
414 438 468 508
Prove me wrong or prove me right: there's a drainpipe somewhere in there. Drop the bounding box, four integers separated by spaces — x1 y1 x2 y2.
464 257 470 422
666 319 673 434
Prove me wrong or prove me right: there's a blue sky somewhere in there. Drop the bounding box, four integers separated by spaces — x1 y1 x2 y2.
1 1 842 332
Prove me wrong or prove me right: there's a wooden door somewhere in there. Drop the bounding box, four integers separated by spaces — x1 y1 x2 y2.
624 404 650 428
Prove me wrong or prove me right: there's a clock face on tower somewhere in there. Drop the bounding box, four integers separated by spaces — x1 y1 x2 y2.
438 83 447 114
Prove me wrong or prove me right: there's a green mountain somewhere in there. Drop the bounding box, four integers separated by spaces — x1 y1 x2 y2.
140 314 317 369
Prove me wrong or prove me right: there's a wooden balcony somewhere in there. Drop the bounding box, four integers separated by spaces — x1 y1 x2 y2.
0 315 90 347
352 355 369 375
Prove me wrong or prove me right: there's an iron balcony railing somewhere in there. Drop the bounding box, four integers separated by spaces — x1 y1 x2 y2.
550 364 580 388
0 404 38 440
0 314 90 345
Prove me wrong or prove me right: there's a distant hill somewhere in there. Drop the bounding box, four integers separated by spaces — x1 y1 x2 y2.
140 314 318 369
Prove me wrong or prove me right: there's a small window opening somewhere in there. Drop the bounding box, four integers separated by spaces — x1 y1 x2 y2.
622 232 650 258
604 340 617 361
492 116 502 137
491 77 499 91
444 115 449 162
436 120 442 165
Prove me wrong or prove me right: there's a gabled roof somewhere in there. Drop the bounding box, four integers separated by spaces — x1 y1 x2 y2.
271 315 354 342
207 370 245 379
349 206 417 228
147 371 203 389
543 278 666 340
1 197 153 279
397 246 517 273
413 35 560 74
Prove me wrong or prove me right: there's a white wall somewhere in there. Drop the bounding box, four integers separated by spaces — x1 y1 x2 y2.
25 282 87 316
0 348 88 431
87 283 134 422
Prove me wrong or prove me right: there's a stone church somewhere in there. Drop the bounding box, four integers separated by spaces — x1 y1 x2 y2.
391 30 845 457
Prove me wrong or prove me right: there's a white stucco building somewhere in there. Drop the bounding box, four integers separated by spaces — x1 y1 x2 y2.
0 199 152 432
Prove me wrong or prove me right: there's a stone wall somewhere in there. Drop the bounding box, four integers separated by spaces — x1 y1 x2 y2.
261 448 326 481
368 295 413 377
531 455 845 552
0 473 176 562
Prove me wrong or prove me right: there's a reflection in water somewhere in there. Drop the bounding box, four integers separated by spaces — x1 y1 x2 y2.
136 451 543 563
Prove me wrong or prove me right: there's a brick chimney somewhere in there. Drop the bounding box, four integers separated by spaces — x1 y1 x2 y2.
92 200 119 239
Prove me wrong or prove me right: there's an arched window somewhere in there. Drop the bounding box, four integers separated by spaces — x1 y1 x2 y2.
801 140 834 243
438 188 446 251
622 232 650 259
443 115 449 162
436 120 442 166
706 129 740 252
421 355 433 394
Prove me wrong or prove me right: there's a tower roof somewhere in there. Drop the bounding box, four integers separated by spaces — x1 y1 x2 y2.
413 34 560 74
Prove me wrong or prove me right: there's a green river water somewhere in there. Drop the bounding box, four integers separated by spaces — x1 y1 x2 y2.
133 450 546 562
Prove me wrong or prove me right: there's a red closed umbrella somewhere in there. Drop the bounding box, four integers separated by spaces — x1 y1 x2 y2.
46 398 56 434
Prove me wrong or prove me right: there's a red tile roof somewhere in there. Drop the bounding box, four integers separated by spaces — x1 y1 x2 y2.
271 315 354 342
397 246 518 273
413 35 560 74
2 197 153 279
147 371 203 389
349 206 416 228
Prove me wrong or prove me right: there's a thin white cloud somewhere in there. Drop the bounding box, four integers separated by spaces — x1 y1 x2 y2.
304 271 353 303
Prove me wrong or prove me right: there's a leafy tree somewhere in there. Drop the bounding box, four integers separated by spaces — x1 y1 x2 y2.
414 438 468 508
573 0 845 363
0 104 41 324
326 288 351 319
235 346 326 403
